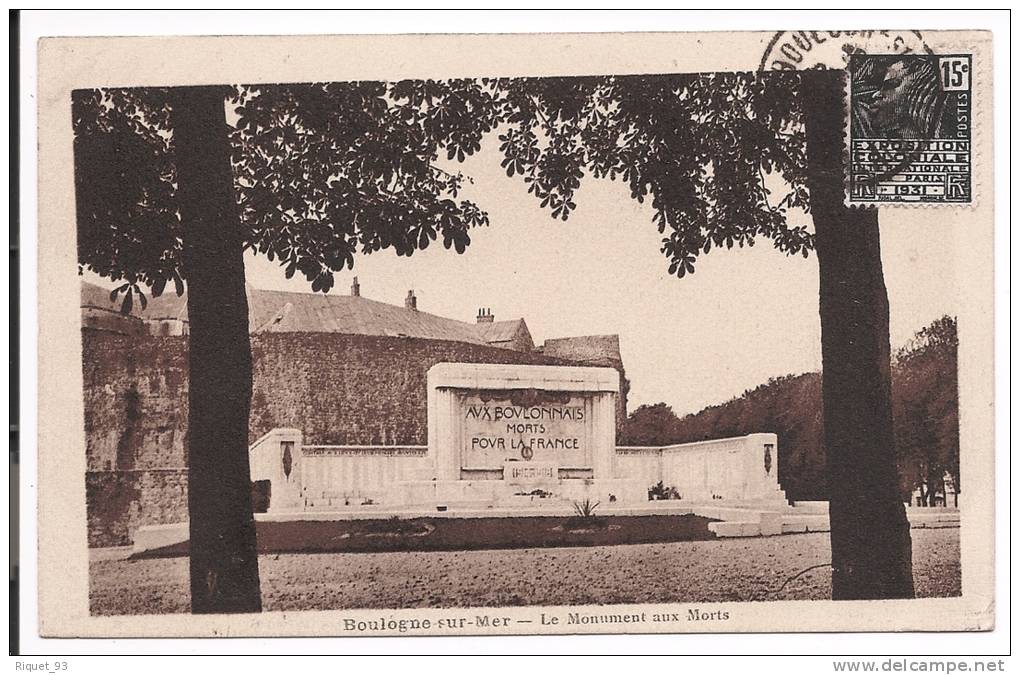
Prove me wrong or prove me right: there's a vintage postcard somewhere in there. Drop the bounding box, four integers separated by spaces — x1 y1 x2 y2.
35 29 995 638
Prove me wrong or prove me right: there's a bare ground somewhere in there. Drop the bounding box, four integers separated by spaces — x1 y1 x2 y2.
89 527 960 615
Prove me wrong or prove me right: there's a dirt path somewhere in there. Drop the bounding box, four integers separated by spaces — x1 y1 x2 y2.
90 528 960 615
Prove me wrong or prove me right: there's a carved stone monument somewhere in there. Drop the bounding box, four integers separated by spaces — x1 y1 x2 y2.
396 362 645 505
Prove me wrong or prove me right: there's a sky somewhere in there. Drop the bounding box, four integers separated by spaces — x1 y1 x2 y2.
82 119 961 417
234 133 961 416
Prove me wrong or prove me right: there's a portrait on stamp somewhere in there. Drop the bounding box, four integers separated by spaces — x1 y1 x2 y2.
849 54 973 204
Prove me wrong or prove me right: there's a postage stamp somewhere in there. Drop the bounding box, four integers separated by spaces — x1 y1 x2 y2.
848 53 973 204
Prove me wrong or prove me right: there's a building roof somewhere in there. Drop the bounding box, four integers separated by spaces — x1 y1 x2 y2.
475 318 528 345
247 288 492 344
540 335 623 366
80 281 621 362
81 281 528 348
81 281 188 321
81 281 112 310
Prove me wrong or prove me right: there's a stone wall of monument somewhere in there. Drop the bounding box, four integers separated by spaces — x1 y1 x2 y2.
82 329 628 546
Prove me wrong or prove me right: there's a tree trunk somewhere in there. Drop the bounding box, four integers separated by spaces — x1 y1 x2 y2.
801 70 915 600
928 468 945 507
170 86 262 613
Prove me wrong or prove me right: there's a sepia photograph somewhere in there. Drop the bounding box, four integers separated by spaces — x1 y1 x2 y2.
28 24 997 642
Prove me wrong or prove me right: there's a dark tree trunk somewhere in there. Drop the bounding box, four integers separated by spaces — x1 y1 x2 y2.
801 70 915 600
170 86 262 613
927 468 945 507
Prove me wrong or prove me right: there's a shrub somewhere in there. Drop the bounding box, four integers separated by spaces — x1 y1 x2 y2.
648 481 681 501
564 499 607 531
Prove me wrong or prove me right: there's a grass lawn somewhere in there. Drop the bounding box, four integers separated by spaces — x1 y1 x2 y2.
132 514 718 559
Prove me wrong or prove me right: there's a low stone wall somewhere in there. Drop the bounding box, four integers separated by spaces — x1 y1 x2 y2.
85 469 188 547
300 447 432 508
616 433 785 503
248 428 433 511
92 433 785 547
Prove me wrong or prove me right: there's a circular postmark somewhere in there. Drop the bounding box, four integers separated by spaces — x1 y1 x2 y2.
759 30 933 72
759 31 939 197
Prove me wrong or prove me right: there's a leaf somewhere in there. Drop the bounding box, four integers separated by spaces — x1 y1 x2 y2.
120 290 133 315
151 276 167 298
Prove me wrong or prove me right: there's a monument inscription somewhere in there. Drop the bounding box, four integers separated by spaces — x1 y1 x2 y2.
459 390 589 468
504 462 558 482
426 362 621 484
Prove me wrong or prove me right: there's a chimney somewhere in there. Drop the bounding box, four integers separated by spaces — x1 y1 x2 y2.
476 307 494 323
405 289 417 311
351 276 360 297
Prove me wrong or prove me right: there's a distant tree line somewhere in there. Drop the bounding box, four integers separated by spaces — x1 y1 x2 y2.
621 316 959 503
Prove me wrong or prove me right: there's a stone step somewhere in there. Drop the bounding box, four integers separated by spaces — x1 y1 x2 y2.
709 521 763 537
132 522 189 554
780 515 831 534
788 500 830 514
908 512 961 528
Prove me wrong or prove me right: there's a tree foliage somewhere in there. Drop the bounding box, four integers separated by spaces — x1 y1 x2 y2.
73 88 180 310
892 316 959 502
74 81 498 300
229 81 496 292
620 402 685 447
491 74 815 276
75 73 819 297
620 317 960 503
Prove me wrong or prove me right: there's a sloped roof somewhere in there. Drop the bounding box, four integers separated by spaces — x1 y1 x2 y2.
140 289 189 320
81 280 525 347
248 288 490 344
81 281 619 363
80 280 188 320
81 281 115 311
474 319 527 344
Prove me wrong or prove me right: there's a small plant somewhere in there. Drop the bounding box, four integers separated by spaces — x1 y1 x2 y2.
564 498 608 531
572 498 600 519
648 481 681 501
